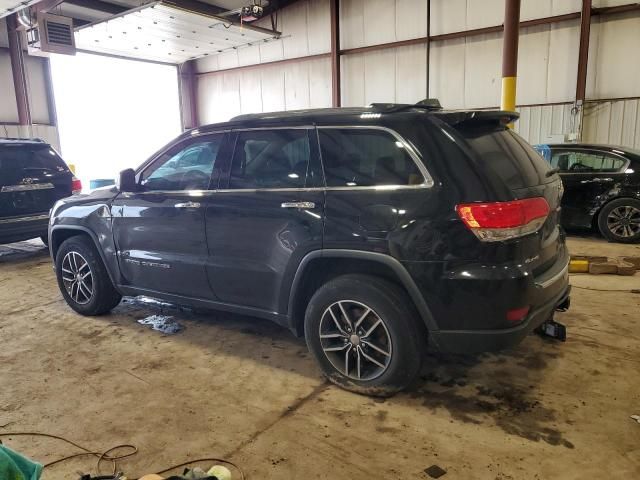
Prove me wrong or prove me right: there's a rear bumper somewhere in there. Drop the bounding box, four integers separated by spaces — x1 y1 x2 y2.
0 214 49 244
430 284 570 353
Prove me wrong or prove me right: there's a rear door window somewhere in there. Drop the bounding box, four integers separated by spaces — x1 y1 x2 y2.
318 128 424 187
228 129 313 189
551 150 627 173
460 128 552 189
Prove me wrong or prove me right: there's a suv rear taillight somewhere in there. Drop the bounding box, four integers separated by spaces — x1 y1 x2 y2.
71 177 82 194
456 197 550 242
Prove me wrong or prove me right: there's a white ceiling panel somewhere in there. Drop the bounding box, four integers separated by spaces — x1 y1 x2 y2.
74 1 280 64
0 0 40 19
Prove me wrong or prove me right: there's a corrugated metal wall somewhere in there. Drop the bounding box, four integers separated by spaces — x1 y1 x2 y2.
195 0 640 150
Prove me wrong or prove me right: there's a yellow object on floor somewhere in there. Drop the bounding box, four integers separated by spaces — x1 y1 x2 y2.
569 259 589 273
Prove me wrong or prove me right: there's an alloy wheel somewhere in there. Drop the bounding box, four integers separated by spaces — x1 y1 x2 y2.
607 205 640 238
318 300 392 381
61 251 94 305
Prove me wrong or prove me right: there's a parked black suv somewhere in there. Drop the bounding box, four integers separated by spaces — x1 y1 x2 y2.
49 104 570 395
535 143 640 243
1 138 80 245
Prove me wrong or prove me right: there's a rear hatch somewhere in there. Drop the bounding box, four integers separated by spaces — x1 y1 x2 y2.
440 112 565 276
0 143 73 219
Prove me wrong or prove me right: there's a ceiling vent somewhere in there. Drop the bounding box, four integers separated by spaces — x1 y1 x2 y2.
27 13 76 56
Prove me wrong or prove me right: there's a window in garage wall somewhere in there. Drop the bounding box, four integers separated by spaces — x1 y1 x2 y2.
50 53 181 189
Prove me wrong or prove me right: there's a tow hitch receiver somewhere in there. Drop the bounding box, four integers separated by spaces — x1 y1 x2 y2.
537 319 566 341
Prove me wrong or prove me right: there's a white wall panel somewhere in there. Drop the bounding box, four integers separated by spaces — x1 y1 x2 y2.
340 53 365 107
283 61 310 110
546 20 580 103
239 70 262 114
587 13 640 100
429 38 466 109
395 44 427 104
308 58 331 107
0 50 18 123
516 25 549 105
466 0 503 30
363 49 396 104
25 57 50 125
395 0 428 41
430 0 466 36
463 33 502 108
363 0 396 47
583 99 640 149
308 0 331 54
0 124 60 151
0 17 8 47
514 103 576 145
340 0 364 49
197 57 331 124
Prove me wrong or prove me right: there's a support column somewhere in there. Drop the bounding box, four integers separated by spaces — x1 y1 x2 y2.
330 0 341 108
575 0 592 140
7 13 32 126
179 60 199 131
500 0 521 122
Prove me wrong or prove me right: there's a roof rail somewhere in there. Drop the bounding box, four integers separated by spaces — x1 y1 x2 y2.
0 137 46 143
368 98 443 114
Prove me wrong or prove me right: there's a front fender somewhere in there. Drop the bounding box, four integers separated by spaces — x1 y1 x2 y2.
49 188 121 286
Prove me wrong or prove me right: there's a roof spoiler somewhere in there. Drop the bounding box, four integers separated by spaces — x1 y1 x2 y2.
0 137 45 143
368 98 443 113
437 110 519 128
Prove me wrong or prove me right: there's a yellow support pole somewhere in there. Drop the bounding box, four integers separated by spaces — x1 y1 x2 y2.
501 0 521 128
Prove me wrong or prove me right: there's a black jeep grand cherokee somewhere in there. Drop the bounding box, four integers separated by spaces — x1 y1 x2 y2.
49 103 570 395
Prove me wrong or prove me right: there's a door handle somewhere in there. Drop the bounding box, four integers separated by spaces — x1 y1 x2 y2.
281 201 315 209
175 201 201 208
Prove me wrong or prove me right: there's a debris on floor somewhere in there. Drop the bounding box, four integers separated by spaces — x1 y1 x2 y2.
631 415 640 424
424 464 447 478
570 255 639 276
137 315 183 334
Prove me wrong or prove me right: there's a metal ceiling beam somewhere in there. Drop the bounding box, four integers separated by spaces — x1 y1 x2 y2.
64 0 129 15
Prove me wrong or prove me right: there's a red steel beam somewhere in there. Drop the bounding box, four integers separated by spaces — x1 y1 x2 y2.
6 14 31 126
576 0 592 103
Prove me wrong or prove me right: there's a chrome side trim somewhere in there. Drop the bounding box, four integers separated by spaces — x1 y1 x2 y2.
1 183 55 192
0 213 49 224
536 262 569 289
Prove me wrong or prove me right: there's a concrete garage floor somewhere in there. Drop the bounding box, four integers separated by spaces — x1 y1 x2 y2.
1 237 638 479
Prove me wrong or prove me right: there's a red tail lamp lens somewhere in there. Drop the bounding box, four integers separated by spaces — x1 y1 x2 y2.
506 306 530 322
71 177 82 194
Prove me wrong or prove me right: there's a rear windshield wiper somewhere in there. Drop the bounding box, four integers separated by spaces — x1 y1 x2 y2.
546 168 560 177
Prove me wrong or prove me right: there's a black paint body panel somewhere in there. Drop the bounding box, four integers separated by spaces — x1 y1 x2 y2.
49 107 571 353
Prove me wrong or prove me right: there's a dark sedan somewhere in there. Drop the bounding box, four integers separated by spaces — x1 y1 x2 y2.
535 143 640 243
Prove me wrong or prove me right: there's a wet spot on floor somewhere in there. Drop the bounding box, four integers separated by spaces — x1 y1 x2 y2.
137 315 183 334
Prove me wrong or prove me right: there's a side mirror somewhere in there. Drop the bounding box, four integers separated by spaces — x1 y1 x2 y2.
117 168 137 192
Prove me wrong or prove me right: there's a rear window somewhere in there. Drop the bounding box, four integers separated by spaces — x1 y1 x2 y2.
318 128 424 187
0 145 69 184
460 128 552 189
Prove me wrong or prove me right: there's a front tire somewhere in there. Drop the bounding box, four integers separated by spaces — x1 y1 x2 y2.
304 274 424 396
55 235 122 315
597 198 640 243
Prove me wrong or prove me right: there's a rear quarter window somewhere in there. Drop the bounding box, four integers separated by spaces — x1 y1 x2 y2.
461 129 552 189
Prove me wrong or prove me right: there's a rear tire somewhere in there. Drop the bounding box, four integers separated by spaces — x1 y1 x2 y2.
304 274 424 396
55 235 122 315
597 198 640 243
